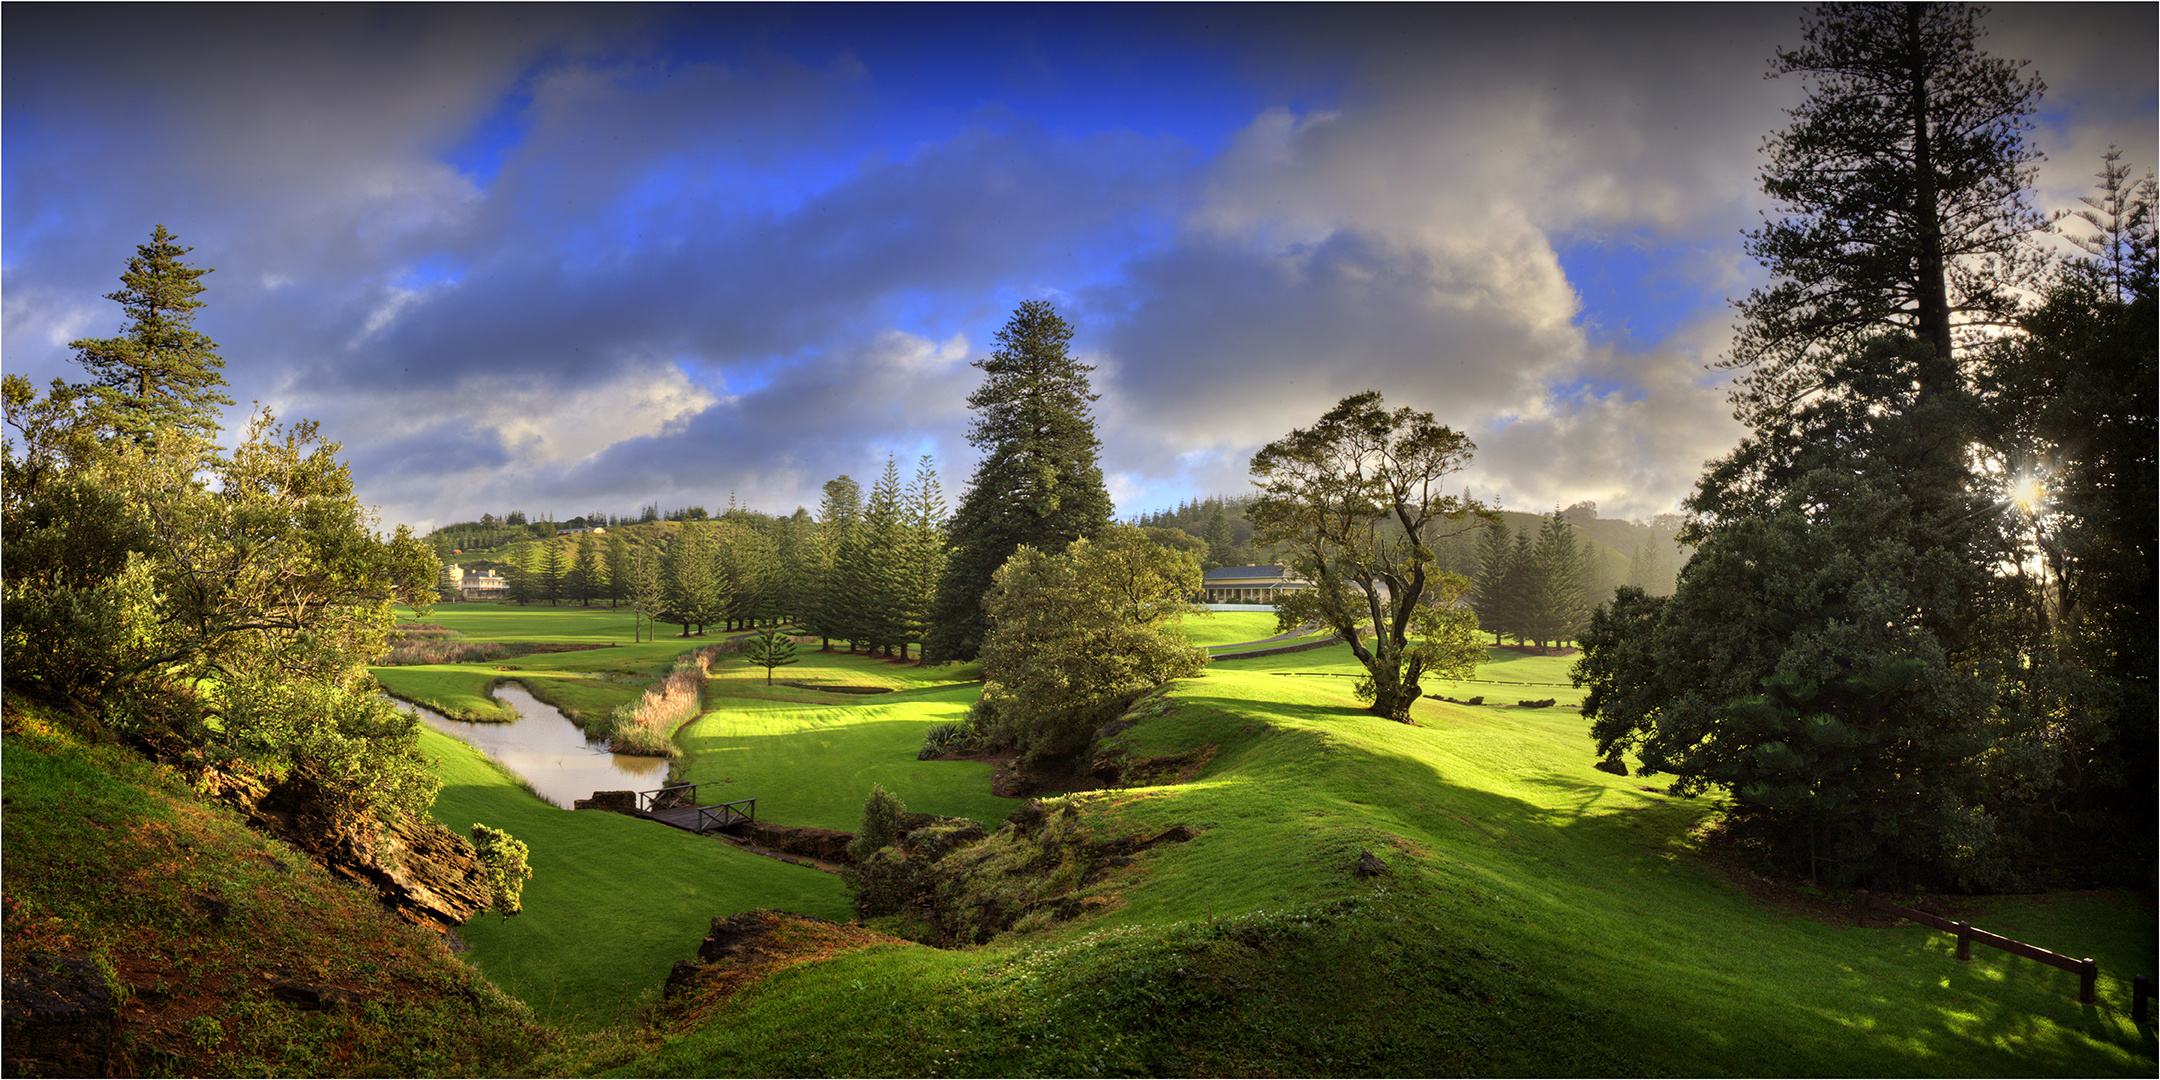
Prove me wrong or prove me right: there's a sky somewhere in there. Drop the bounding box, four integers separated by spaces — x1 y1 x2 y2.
5 3 2154 533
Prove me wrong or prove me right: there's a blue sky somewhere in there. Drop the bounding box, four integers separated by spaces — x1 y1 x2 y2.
4 3 2153 532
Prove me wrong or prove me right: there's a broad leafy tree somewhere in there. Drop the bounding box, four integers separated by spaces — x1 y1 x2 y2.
1248 391 1488 721
68 225 234 445
1727 2 2045 426
971 526 1207 759
924 301 1113 663
3 382 440 822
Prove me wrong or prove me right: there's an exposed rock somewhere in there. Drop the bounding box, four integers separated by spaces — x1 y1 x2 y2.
573 790 639 812
1091 744 1218 788
1354 849 1390 877
3 952 113 1079
663 910 899 1005
267 969 363 1012
731 822 854 864
199 767 489 930
1593 758 1630 777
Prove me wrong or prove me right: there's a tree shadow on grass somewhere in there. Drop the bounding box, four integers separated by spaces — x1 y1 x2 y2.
1138 682 2154 1077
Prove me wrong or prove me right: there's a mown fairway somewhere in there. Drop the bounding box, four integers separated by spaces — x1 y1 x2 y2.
614 654 2154 1076
674 650 1011 830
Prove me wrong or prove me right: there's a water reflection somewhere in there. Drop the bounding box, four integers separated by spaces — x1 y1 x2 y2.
399 681 666 809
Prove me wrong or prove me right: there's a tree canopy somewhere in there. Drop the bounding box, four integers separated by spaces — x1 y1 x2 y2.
67 225 234 446
1248 391 1487 722
1728 2 2044 426
970 526 1206 760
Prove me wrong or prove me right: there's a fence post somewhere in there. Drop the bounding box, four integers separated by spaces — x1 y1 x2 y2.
1954 921 1971 962
2134 974 2152 1023
2078 959 2097 1005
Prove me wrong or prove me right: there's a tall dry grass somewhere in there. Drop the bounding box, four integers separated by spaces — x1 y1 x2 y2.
376 640 515 666
605 645 726 757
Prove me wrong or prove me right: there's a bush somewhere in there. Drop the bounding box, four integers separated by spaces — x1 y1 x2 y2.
375 640 514 666
470 823 532 919
917 722 966 760
846 784 906 863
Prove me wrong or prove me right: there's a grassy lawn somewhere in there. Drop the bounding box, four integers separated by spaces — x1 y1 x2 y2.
605 650 2153 1077
675 651 1011 831
419 725 853 1032
1177 610 1281 648
1213 640 1589 706
386 605 2148 1074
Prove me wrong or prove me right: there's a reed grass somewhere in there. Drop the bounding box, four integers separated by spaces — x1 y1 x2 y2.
601 644 726 756
377 640 517 666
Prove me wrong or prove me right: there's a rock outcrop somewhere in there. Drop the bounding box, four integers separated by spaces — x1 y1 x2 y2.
3 952 113 1079
199 768 489 930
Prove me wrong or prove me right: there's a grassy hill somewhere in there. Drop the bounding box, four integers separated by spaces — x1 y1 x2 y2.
10 602 2152 1076
594 646 2152 1076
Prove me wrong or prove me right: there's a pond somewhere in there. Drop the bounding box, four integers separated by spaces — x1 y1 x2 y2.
399 681 666 809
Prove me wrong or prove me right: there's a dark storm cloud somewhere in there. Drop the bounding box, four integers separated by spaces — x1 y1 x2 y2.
5 4 2151 530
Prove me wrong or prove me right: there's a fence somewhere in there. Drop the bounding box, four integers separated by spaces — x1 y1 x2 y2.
1855 890 2148 1018
635 783 757 834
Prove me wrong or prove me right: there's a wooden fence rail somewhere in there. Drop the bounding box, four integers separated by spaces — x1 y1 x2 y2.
1856 890 2108 1006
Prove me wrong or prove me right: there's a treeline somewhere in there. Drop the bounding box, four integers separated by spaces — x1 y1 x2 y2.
429 504 755 555
1456 506 1688 647
1127 495 1271 569
452 457 950 656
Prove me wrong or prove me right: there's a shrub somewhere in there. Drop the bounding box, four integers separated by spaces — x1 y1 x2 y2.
917 722 965 760
846 784 906 863
375 640 514 666
470 823 532 920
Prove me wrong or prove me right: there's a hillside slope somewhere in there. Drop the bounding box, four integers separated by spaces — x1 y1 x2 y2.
611 651 2155 1076
1 697 551 1077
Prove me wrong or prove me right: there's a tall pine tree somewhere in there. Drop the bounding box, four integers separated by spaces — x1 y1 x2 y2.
805 476 863 649
68 225 234 446
925 301 1112 663
897 455 948 660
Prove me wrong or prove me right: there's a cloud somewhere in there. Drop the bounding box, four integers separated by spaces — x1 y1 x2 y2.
5 4 2150 533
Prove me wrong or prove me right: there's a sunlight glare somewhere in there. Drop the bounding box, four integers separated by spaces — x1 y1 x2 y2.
2009 475 2046 515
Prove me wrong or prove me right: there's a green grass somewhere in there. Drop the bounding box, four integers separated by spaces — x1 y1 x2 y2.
419 725 853 1032
3 701 548 1076
604 651 2153 1077
674 653 1013 831
1177 610 1282 648
1212 640 1589 706
384 605 2149 1074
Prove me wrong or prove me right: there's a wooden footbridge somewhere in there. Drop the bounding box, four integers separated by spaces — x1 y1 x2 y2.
636 783 755 835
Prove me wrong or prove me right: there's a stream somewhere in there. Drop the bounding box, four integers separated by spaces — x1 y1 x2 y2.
398 681 666 809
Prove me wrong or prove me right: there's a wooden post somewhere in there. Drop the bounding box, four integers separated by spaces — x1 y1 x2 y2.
2134 974 2152 1023
1954 921 1972 962
2078 959 2097 1005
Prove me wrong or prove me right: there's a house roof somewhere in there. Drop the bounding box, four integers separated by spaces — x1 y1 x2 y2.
1203 564 1297 583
